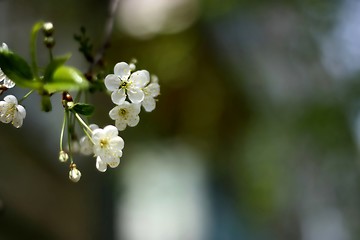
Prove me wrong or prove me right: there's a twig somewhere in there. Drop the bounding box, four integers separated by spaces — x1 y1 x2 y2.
88 0 120 73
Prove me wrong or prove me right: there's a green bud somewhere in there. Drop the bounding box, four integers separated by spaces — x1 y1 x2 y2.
44 37 55 48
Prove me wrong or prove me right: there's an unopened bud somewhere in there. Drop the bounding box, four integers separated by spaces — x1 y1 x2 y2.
59 150 69 162
69 163 81 182
43 22 54 36
44 37 55 48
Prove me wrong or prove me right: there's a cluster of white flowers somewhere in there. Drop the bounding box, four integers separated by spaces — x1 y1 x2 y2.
0 44 160 182
0 95 26 128
60 61 160 181
105 61 160 130
77 124 124 172
0 43 26 129
0 43 15 89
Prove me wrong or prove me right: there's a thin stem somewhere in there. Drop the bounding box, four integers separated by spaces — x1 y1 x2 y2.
88 0 120 73
19 89 34 104
66 110 74 163
59 111 67 151
48 49 53 61
74 112 93 133
30 22 44 80
80 124 95 145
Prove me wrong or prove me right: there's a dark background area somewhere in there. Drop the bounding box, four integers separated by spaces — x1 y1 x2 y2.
1 0 360 239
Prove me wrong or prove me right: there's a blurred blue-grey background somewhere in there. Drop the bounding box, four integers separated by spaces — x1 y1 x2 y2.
1 0 360 239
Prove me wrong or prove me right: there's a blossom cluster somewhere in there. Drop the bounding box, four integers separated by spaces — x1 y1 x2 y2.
0 22 160 183
64 62 160 179
0 44 159 182
105 61 160 130
0 43 25 128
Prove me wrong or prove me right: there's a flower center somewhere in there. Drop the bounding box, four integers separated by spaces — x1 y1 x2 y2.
100 138 109 149
120 81 128 89
119 108 127 117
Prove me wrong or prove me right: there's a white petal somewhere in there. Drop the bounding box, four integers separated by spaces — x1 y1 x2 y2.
16 105 26 119
12 112 23 128
103 125 119 137
0 105 12 123
151 75 159 83
92 128 104 143
0 70 6 82
3 78 15 88
4 95 18 104
129 102 141 115
105 74 121 91
0 43 8 51
0 101 7 114
130 70 150 87
142 96 156 112
115 120 127 131
89 124 99 131
96 157 108 172
110 136 124 150
108 157 120 168
111 89 126 105
114 62 131 80
128 88 144 103
127 115 140 127
109 106 120 120
79 136 93 155
0 113 11 123
146 83 160 97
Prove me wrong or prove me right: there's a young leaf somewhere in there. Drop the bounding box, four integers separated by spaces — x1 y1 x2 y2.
0 50 41 89
71 103 95 116
43 66 89 93
43 53 72 82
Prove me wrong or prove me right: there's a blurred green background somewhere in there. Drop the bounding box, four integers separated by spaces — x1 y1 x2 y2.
1 0 360 239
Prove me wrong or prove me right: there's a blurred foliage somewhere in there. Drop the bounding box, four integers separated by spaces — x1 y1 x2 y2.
2 0 360 239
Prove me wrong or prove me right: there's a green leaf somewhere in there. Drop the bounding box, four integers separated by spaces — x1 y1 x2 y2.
43 66 89 93
71 103 95 116
0 50 41 89
43 53 72 82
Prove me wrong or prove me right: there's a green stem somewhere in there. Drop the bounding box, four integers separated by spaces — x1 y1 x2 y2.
19 89 34 104
48 49 53 61
59 111 67 151
74 112 92 133
66 110 74 163
80 124 95 145
30 22 44 80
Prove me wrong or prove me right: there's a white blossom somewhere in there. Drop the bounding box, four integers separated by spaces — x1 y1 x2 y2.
92 125 124 172
109 101 141 131
79 124 99 155
104 62 150 105
142 79 160 112
0 43 15 88
0 95 26 128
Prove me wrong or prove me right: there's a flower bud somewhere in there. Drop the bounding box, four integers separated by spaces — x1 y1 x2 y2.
43 22 54 36
44 37 55 48
59 150 69 162
69 164 81 182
